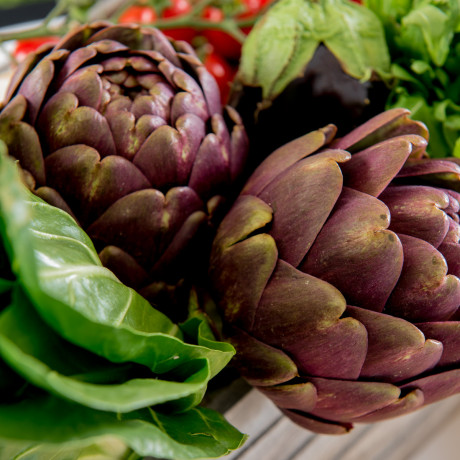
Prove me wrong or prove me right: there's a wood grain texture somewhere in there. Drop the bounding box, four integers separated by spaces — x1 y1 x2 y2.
224 389 460 460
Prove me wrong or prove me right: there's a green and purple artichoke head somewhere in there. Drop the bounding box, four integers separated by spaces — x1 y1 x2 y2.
209 108 460 434
0 22 248 296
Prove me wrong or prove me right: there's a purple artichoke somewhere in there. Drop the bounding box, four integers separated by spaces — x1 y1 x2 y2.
209 108 460 434
0 22 248 297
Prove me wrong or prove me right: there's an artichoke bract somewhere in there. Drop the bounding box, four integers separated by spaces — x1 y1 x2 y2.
209 108 460 434
0 22 247 294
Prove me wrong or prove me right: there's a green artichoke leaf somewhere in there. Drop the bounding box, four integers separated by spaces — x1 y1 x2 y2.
321 0 391 80
0 395 246 460
0 143 235 383
238 0 390 101
364 0 412 20
0 288 215 413
238 0 318 100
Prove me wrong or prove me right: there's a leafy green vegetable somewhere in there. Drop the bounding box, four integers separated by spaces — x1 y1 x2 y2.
238 0 390 102
0 437 130 460
0 142 245 459
365 0 460 157
0 144 234 376
0 396 245 460
0 289 215 413
367 0 459 66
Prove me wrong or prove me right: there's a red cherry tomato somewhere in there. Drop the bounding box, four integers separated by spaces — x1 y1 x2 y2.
240 0 273 17
202 7 242 61
118 5 157 24
13 36 60 62
162 0 196 42
204 51 237 104
239 0 273 33
202 0 273 60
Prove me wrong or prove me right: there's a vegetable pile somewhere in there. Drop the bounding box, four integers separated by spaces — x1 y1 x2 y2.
0 142 245 459
231 0 460 163
0 0 460 458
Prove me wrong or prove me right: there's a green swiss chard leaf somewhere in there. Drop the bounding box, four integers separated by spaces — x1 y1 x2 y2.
0 289 216 413
0 395 246 460
239 0 390 101
180 288 230 352
0 279 14 296
0 437 130 460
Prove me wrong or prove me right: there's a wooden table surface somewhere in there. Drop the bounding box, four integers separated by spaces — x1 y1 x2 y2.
223 388 460 460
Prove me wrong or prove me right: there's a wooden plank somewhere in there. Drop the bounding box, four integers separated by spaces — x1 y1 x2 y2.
409 403 460 460
224 390 460 460
234 416 314 460
224 389 283 460
376 395 460 460
337 412 427 460
289 423 370 460
334 403 445 460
